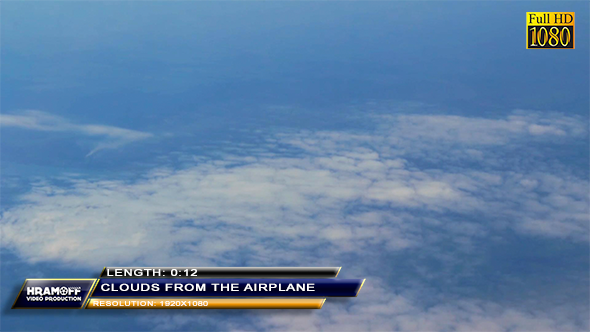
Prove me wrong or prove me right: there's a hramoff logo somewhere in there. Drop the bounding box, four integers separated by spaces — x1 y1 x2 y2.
26 286 82 302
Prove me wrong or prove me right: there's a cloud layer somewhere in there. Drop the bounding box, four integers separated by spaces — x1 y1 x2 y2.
1 110 587 263
1 109 588 331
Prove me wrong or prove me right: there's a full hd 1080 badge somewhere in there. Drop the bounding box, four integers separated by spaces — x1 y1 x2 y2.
527 12 574 49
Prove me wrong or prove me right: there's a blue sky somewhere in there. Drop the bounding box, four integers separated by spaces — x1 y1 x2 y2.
1 1 588 331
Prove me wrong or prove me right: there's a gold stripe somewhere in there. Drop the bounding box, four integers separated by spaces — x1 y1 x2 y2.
356 279 366 297
82 279 100 309
86 298 326 309
89 279 100 298
335 267 342 277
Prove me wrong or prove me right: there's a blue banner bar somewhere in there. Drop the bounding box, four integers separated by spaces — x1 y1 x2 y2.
92 278 364 297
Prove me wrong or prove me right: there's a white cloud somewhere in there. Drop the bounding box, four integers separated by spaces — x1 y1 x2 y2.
0 159 426 266
499 172 589 239
0 110 153 156
381 110 584 144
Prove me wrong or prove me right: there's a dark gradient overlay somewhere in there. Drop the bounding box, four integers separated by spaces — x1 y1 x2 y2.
100 267 341 278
